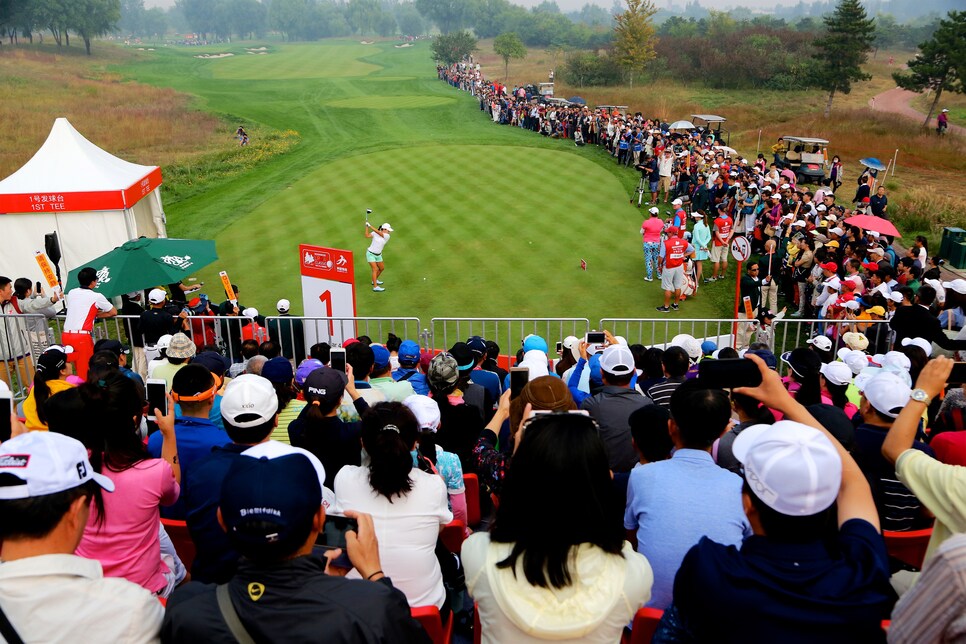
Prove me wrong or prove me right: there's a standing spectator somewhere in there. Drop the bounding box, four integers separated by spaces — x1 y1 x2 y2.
759 239 781 315
464 412 653 643
120 291 147 378
61 268 117 381
625 380 752 609
657 149 674 203
691 211 712 284
334 402 453 610
0 431 164 642
267 298 305 361
891 286 966 351
10 278 59 360
139 288 187 365
708 208 733 282
738 262 762 349
869 186 888 219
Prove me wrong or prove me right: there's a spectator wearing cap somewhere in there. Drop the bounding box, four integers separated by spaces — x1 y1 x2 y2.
152 332 197 392
0 431 164 642
74 372 185 596
474 377 576 498
148 363 229 520
22 346 75 431
260 356 306 444
94 338 142 388
139 288 188 365
266 298 305 362
334 402 453 610
626 380 752 609
428 352 485 474
654 355 896 642
466 335 502 402
641 206 665 281
391 339 429 395
554 335 579 378
404 395 467 527
891 285 966 352
820 361 858 419
337 342 387 422
580 343 653 473
852 370 933 532
369 344 416 402
290 365 371 490
147 333 173 378
163 453 427 642
450 342 493 422
691 210 712 284
656 226 694 313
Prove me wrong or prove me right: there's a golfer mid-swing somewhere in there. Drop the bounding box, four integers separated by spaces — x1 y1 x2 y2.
365 221 393 292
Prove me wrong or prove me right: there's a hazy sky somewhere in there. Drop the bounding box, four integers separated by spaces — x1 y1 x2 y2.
146 0 826 11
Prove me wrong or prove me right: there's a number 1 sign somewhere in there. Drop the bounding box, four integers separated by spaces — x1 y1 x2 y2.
300 244 357 346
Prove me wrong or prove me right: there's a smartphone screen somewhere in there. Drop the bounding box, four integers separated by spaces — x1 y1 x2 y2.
510 367 529 399
146 379 167 421
555 341 563 354
586 331 606 344
330 348 346 373
0 391 12 442
698 359 762 389
950 362 966 385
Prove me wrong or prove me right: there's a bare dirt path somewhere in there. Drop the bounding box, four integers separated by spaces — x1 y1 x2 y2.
870 87 965 137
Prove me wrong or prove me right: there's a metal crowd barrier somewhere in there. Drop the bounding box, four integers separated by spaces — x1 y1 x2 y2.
430 318 591 354
264 316 424 359
600 318 737 350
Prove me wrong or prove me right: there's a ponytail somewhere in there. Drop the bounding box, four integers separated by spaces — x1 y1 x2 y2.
361 402 419 502
794 373 822 407
825 381 849 410
418 430 438 466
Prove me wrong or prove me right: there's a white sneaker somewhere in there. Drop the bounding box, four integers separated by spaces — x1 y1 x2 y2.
373 286 385 292
376 280 384 285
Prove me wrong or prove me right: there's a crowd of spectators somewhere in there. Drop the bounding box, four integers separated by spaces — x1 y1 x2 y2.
4 251 966 642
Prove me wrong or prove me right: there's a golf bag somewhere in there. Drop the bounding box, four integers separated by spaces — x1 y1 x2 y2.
681 259 698 299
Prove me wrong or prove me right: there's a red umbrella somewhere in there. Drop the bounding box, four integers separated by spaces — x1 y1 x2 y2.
844 215 901 238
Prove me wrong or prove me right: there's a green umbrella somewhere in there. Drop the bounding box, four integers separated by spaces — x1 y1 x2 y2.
65 237 218 299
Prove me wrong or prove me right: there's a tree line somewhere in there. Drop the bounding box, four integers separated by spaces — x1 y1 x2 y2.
0 0 120 54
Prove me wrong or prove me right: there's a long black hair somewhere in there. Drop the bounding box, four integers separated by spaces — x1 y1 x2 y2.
788 348 823 407
491 413 623 589
361 402 419 501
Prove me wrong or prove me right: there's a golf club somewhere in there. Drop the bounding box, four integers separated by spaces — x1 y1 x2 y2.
366 208 372 227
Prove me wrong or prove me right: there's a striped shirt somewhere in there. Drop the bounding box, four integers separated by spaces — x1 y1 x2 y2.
646 377 686 408
889 532 966 643
270 399 307 445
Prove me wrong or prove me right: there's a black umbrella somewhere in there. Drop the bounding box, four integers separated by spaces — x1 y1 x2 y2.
568 96 587 105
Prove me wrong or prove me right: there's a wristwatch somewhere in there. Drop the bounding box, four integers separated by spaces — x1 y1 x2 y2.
910 389 930 404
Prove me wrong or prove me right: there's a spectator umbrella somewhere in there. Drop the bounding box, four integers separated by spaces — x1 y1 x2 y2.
668 120 695 130
65 237 218 298
859 158 888 171
844 215 901 238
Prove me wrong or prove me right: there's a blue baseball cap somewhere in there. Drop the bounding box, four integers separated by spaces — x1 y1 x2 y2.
398 340 421 366
523 334 548 354
261 357 294 384
747 349 778 370
701 340 717 356
371 344 391 370
466 336 487 357
192 351 230 378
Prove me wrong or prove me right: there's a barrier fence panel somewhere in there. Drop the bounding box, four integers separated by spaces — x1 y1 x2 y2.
430 318 590 354
772 318 893 374
265 316 423 359
600 318 737 351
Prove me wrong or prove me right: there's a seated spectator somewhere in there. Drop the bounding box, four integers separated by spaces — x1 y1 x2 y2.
467 335 502 401
628 404 673 466
430 352 484 473
261 356 306 444
482 340 508 382
645 346 689 407
148 364 230 519
191 350 230 430
152 332 196 391
463 412 653 643
334 402 453 610
290 366 369 489
370 344 416 401
889 532 966 643
0 431 164 642
162 453 428 642
338 342 386 421
22 346 74 430
715 391 775 474
450 341 492 421
581 343 653 473
654 354 896 642
782 348 824 406
228 339 259 378
391 339 429 395
625 380 752 609
74 373 184 596
94 338 143 387
404 394 467 528
853 370 933 532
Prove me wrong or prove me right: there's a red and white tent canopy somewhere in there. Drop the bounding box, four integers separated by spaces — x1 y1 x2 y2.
0 118 167 287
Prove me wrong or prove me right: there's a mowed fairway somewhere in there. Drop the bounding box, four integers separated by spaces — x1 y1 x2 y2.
116 41 730 324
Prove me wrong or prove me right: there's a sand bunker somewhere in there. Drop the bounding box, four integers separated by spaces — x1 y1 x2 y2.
360 40 375 45
246 47 269 51
394 43 413 48
194 53 234 59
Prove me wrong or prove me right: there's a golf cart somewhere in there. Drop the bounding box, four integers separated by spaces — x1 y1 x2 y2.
691 114 729 146
781 136 829 185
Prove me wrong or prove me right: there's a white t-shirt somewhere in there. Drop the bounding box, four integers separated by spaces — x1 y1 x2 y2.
334 465 452 608
367 232 390 255
64 288 113 332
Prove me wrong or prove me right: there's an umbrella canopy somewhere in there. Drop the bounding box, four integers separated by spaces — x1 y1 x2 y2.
859 157 887 171
669 120 695 130
713 145 738 156
844 215 901 238
568 96 586 105
65 237 218 298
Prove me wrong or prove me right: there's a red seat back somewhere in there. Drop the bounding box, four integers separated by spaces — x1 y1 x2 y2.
623 607 664 644
161 518 197 574
883 527 933 570
411 605 453 644
440 520 466 554
464 474 480 527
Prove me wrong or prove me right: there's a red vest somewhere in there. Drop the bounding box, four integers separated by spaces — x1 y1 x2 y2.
665 237 688 269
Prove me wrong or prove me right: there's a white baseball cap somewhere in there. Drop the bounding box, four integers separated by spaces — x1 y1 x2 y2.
792 221 806 228
820 361 853 386
900 337 932 357
862 371 911 418
887 291 905 303
672 198 683 206
816 204 827 212
648 206 660 215
837 348 869 375
242 440 327 490
156 334 173 350
148 288 167 304
923 279 945 303
403 394 441 432
221 374 280 429
943 279 966 295
242 307 259 319
734 421 842 516
0 431 115 500
822 277 842 292
881 351 912 373
670 333 702 361
380 222 394 232
806 335 833 351
855 366 881 391
276 299 291 313
830 227 845 236
599 344 635 376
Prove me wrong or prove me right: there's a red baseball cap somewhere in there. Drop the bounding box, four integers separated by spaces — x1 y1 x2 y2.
862 262 880 272
667 226 680 235
819 262 838 272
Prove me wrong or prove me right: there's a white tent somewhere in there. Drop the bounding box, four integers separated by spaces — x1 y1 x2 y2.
0 117 167 286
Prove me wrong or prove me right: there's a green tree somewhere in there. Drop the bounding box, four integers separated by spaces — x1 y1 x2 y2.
415 0 469 33
269 0 307 39
71 0 121 54
893 11 966 128
493 31 526 81
812 0 876 117
612 0 657 87
141 6 167 37
430 29 476 65
176 0 218 39
395 2 424 36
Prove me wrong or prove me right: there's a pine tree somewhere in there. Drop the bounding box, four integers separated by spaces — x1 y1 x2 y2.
893 11 966 128
613 0 658 88
812 0 875 118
